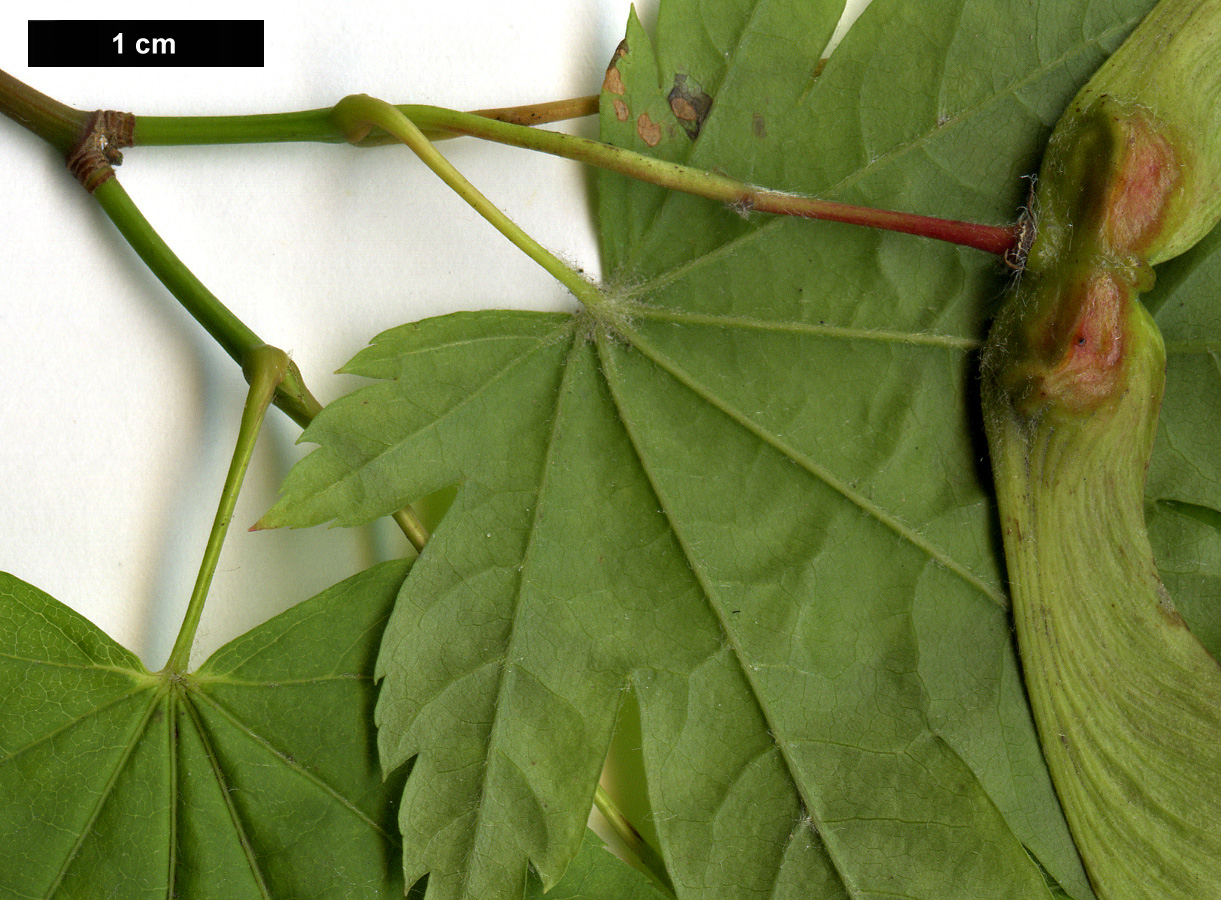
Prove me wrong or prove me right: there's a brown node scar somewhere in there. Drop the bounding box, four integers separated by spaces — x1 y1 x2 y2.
66 109 135 193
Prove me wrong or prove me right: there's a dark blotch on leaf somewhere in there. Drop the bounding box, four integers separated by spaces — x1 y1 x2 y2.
667 73 712 140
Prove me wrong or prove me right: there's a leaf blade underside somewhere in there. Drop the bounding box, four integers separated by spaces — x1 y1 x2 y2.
0 562 409 899
260 0 1221 898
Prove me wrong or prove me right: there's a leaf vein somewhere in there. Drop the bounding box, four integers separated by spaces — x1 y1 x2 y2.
178 694 276 899
596 332 866 900
303 321 573 524
0 686 153 764
628 304 979 348
38 689 166 900
617 320 1006 608
182 684 397 841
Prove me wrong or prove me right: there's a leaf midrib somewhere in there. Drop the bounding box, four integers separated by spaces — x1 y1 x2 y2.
628 303 979 348
595 331 867 900
345 327 568 378
178 691 275 899
614 318 1006 608
454 326 586 900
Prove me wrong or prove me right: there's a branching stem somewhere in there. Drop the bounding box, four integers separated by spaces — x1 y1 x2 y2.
0 67 1018 256
2 72 788 878
88 177 429 550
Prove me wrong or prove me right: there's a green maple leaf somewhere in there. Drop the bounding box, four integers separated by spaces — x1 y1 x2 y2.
261 0 1221 897
0 561 410 898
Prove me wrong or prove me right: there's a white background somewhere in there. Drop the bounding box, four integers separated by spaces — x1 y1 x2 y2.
0 0 870 669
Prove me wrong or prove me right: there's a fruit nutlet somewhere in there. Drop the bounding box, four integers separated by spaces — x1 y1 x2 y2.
981 1 1221 898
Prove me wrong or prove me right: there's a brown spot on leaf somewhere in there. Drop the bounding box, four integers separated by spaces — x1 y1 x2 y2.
603 40 628 95
603 67 625 96
667 73 712 140
613 98 629 122
637 113 662 146
752 113 766 139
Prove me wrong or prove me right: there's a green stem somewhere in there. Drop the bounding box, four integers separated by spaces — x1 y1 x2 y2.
594 784 676 896
164 345 288 672
133 96 599 146
331 94 604 309
92 179 264 368
93 177 326 426
0 64 1016 256
392 508 431 553
90 177 429 550
92 177 323 427
0 64 1015 257
139 95 1015 257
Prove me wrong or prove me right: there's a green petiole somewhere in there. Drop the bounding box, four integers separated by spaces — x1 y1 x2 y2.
330 93 606 310
163 344 289 673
